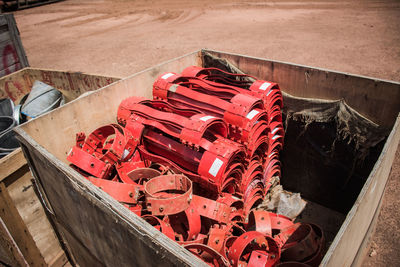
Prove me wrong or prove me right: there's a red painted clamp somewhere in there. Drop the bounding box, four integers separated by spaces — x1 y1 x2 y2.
227 231 280 267
276 223 323 265
165 207 202 241
184 243 230 267
67 146 113 179
191 195 231 224
88 177 140 204
144 174 193 216
141 215 176 240
207 224 230 254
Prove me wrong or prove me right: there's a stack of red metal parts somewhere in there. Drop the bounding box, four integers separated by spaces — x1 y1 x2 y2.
67 66 324 266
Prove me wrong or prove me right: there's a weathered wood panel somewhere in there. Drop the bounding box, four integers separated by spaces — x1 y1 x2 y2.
0 14 29 78
0 217 27 267
322 116 400 266
0 182 46 266
0 68 119 103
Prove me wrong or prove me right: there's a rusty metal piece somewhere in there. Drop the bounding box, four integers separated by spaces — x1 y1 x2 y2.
144 174 192 216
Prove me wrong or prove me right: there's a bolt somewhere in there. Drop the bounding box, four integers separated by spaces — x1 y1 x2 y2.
90 163 95 168
159 207 164 212
129 192 133 198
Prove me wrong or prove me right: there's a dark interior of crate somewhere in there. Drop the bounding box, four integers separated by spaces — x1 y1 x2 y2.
203 53 387 245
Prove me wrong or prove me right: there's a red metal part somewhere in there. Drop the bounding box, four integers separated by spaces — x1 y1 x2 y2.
280 224 319 262
67 146 113 179
184 243 230 267
64 66 326 267
247 250 271 267
165 206 202 242
144 174 193 216
227 231 280 267
142 215 176 240
191 195 231 224
207 225 230 254
88 177 140 204
246 209 273 236
180 66 283 110
153 74 269 149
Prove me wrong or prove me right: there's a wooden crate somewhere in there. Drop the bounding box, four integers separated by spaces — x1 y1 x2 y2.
0 14 29 78
14 50 400 266
0 68 119 266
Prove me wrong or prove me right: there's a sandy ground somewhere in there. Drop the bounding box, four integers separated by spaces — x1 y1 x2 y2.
12 0 400 265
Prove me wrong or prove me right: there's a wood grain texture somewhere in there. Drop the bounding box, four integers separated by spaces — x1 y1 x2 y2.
0 182 46 266
0 148 25 181
0 217 27 267
322 115 400 266
7 171 66 266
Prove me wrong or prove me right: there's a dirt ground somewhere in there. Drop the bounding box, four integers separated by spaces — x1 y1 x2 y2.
12 0 400 265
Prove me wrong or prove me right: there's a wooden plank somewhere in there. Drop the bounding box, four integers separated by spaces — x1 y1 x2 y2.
0 148 25 181
0 68 120 103
322 115 400 266
17 137 206 267
47 250 68 267
7 171 66 266
204 50 400 129
0 182 46 266
0 217 27 267
350 186 385 266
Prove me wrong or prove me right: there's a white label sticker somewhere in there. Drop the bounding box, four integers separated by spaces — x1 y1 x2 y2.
271 127 279 134
122 149 130 160
200 115 216 122
259 82 271 91
161 73 174 80
168 84 178 92
246 109 259 120
209 158 223 177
